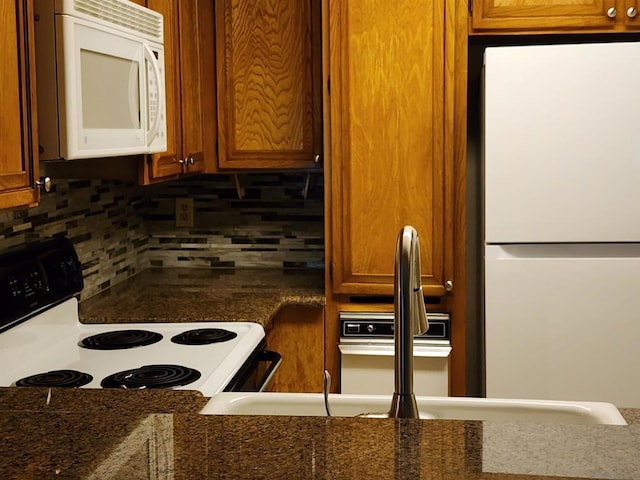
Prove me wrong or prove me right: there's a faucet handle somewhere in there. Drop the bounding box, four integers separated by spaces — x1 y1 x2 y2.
413 285 429 336
410 229 429 336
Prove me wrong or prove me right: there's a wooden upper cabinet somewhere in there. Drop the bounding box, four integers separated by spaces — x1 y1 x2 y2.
0 0 40 210
215 0 323 170
329 0 453 296
471 0 640 33
144 0 216 183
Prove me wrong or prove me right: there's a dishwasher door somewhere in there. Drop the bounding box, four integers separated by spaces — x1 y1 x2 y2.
338 312 451 396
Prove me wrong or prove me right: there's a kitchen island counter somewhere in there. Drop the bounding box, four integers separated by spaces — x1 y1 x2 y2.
78 268 324 327
1 388 639 480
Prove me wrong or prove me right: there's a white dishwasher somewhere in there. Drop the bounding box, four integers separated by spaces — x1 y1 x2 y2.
338 312 451 396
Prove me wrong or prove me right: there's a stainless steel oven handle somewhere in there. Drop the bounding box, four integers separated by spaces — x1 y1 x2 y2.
257 350 282 392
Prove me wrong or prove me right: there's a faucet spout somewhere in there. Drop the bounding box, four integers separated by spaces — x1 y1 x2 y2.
389 226 429 419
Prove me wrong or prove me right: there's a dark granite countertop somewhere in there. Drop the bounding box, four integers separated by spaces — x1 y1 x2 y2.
1 388 639 479
78 268 325 327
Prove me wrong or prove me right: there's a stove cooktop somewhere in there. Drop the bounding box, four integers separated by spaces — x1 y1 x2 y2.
0 298 266 396
0 237 269 395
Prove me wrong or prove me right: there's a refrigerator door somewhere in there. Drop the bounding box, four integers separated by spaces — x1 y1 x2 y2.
484 42 640 243
484 244 640 407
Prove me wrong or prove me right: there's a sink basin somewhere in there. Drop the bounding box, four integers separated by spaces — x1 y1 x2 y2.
200 393 627 425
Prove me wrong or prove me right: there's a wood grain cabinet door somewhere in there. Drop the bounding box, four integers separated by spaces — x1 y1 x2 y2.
470 0 640 33
0 0 40 210
146 0 183 182
145 0 215 183
215 0 323 170
329 0 453 297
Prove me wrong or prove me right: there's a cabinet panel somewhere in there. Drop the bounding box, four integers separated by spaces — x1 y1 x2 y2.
0 0 39 209
144 0 213 183
265 306 324 393
146 0 182 182
470 0 640 32
215 0 322 170
178 0 205 174
329 0 451 296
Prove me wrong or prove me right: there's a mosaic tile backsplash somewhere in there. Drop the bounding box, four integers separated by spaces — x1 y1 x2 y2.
0 173 324 300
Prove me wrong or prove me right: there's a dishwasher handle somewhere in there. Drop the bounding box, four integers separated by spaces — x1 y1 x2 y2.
338 343 451 358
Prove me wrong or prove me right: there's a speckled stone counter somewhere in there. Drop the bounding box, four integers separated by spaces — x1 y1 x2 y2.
0 387 208 414
2 388 640 480
78 268 325 327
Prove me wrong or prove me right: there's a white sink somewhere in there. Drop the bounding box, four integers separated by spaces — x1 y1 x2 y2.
200 392 627 425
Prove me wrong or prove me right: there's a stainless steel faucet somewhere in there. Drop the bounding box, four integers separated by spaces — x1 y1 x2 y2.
388 226 429 419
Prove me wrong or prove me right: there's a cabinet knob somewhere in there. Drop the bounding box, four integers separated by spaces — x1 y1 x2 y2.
189 157 195 166
36 177 51 193
314 154 321 164
178 158 186 165
628 7 638 17
607 7 617 17
444 280 453 292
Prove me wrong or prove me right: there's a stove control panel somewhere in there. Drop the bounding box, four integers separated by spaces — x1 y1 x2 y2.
0 237 83 332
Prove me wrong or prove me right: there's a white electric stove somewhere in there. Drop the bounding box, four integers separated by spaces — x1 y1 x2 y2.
0 238 279 396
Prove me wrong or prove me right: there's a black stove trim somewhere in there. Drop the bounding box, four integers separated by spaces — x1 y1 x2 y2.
0 237 83 333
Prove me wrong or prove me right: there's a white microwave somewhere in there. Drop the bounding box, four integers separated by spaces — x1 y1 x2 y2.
34 0 167 160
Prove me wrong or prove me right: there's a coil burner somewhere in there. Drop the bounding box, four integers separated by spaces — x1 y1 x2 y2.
80 330 163 350
16 369 93 388
100 364 201 389
171 328 238 345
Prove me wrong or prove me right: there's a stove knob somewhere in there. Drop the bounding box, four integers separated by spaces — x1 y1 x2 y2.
367 324 374 333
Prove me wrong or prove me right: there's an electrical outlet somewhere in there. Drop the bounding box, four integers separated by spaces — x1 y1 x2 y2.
175 198 194 227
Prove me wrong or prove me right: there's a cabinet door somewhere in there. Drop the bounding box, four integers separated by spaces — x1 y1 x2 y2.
215 0 322 170
471 0 619 32
146 0 183 182
329 0 452 296
145 0 213 182
0 0 39 209
177 0 206 175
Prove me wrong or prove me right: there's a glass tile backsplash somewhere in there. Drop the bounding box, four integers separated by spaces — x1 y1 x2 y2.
0 174 324 300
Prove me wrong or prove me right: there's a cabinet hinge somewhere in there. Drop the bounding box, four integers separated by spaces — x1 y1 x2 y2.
468 0 473 16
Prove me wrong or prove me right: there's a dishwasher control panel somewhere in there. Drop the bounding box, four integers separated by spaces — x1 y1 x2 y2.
339 312 450 341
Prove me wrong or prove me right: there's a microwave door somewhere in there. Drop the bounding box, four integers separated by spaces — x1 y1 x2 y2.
59 15 148 159
143 43 167 153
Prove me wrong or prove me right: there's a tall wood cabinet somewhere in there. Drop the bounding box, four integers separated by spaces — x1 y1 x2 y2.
0 0 40 209
144 0 216 183
324 0 468 396
471 0 640 33
327 0 453 297
214 0 323 170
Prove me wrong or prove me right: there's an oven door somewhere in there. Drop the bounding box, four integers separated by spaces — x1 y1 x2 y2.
223 341 282 392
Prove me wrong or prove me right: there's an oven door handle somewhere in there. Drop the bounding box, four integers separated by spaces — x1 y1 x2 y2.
256 350 282 392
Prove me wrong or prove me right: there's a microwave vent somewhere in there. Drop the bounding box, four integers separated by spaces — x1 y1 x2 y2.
73 0 163 41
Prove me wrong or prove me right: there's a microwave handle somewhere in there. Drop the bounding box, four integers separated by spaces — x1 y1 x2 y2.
143 44 163 144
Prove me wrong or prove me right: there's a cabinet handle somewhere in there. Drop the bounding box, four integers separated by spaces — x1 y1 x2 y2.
628 7 638 17
444 280 453 292
607 7 617 17
36 177 51 193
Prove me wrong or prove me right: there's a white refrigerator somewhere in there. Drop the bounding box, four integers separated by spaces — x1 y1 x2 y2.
483 41 640 408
